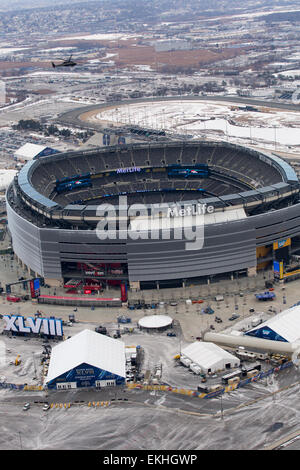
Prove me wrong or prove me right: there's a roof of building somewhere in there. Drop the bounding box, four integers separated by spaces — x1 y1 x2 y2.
246 305 300 343
46 329 126 384
181 341 238 369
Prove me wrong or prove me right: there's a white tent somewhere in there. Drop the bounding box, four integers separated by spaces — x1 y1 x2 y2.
138 315 173 329
181 341 240 374
246 305 300 344
46 329 126 386
0 169 17 191
14 143 58 161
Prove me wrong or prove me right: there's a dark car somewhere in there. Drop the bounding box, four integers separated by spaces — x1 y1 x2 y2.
167 332 176 337
229 314 240 321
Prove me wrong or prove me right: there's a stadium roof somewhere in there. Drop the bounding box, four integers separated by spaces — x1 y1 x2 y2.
46 329 126 384
181 341 239 372
245 305 300 343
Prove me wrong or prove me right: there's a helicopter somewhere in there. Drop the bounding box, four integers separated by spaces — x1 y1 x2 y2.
51 54 77 68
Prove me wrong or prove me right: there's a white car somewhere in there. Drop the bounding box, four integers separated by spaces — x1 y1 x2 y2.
23 403 30 411
43 404 50 411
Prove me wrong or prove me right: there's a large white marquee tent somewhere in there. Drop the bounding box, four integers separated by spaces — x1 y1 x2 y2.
46 329 126 389
181 341 240 374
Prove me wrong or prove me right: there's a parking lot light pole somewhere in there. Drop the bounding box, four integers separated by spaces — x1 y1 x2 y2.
18 432 23 450
220 394 224 420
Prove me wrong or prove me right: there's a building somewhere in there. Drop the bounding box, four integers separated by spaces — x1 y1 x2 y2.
45 329 126 389
14 143 59 161
180 341 240 374
6 140 300 290
245 305 300 343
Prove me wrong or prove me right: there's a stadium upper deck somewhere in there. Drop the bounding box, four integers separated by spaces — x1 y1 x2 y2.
12 141 299 226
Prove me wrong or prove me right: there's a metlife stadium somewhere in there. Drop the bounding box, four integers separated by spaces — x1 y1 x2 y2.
6 140 300 290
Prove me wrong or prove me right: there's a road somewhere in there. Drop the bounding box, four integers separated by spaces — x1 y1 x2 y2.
2 369 300 450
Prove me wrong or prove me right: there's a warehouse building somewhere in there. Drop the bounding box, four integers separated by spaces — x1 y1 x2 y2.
245 305 300 343
180 341 240 374
45 329 126 390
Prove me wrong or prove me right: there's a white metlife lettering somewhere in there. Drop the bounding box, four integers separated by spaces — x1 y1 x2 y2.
167 203 214 217
95 197 214 251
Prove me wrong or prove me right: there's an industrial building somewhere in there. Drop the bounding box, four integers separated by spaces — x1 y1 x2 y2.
245 305 300 343
180 341 240 374
45 329 126 390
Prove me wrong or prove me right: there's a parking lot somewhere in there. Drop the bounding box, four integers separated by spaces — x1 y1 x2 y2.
1 251 300 449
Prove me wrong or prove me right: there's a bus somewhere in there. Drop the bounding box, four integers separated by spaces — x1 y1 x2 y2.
221 369 242 384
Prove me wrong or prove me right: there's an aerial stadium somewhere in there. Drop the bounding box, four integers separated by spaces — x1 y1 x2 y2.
6 140 300 292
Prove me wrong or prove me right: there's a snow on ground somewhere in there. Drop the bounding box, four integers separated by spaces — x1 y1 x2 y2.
0 335 43 384
0 48 28 55
53 33 141 41
45 47 78 52
286 53 300 61
94 99 300 149
25 71 98 79
274 69 300 77
1 380 300 450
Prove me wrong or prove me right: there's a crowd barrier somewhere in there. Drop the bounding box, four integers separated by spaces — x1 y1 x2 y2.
126 361 294 399
0 382 24 390
50 403 71 409
23 385 44 391
88 401 110 407
0 382 45 391
0 361 293 399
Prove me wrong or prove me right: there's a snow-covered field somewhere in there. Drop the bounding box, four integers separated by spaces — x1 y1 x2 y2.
53 33 141 41
0 48 28 55
94 99 300 151
0 373 300 450
275 69 300 77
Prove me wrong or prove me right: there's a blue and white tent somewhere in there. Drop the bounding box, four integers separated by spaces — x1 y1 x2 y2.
245 306 300 343
46 329 126 389
14 143 59 161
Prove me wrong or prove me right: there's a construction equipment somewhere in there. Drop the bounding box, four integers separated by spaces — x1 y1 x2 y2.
95 326 108 335
15 354 21 366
